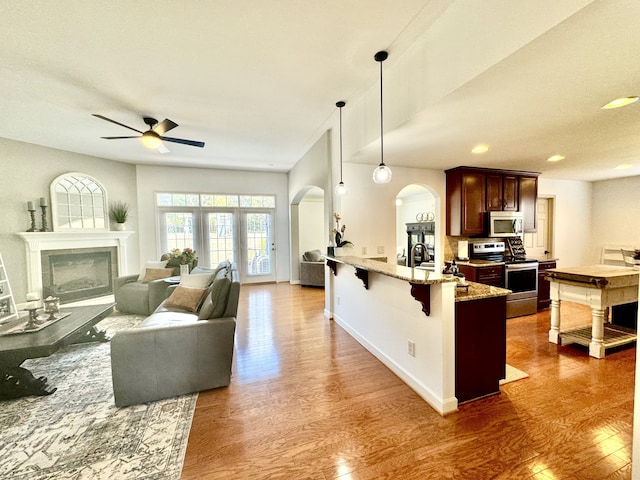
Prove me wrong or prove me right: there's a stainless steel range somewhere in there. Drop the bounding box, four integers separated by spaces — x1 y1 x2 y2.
471 240 539 318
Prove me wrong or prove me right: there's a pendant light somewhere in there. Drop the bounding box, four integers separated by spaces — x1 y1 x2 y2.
372 50 392 184
335 100 348 196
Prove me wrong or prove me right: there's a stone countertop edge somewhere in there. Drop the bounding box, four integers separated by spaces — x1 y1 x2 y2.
325 255 512 301
326 255 454 285
453 282 512 302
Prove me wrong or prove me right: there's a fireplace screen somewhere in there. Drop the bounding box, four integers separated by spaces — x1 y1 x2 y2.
42 251 113 303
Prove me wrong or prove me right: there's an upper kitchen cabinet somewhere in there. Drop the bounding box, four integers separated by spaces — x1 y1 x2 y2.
446 167 486 236
446 167 539 237
486 172 518 211
519 175 538 232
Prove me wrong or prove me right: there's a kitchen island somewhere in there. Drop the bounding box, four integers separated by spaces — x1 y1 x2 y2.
327 256 510 414
546 264 639 358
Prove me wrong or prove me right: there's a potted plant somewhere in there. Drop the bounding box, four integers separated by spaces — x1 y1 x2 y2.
332 213 353 256
109 201 130 231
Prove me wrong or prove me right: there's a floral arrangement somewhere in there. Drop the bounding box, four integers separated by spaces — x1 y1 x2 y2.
332 213 353 247
167 247 197 266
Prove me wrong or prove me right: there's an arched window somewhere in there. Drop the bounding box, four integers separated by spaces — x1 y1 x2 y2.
50 173 108 230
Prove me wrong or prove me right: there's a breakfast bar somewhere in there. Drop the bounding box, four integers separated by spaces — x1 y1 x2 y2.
546 264 639 358
327 255 511 414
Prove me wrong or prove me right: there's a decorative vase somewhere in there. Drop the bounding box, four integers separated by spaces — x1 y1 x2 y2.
327 246 335 257
115 223 126 231
334 247 346 256
180 264 190 276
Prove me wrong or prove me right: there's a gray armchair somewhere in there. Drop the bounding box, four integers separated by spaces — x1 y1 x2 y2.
300 249 325 287
114 274 173 315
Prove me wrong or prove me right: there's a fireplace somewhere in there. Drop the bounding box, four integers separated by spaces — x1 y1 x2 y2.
41 248 116 303
17 231 133 301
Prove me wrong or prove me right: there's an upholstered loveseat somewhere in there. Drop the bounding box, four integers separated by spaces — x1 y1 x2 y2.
300 249 325 287
110 261 240 407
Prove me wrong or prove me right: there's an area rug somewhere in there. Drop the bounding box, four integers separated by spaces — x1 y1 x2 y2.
500 364 529 385
0 313 197 480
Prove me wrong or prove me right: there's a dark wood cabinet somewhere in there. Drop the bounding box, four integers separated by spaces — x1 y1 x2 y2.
486 173 518 212
446 168 486 236
446 167 539 236
537 260 556 310
519 175 538 233
458 264 504 287
455 295 507 403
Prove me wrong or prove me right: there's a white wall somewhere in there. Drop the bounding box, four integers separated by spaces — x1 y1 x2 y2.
339 163 446 269
298 196 324 255
538 177 593 267
135 164 290 282
591 175 640 256
0 138 139 302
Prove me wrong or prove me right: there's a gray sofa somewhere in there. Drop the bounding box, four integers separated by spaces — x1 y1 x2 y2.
300 249 325 287
110 261 240 407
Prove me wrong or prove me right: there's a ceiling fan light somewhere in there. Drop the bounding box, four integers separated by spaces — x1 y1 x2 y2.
141 131 162 149
602 96 639 109
372 163 392 184
472 144 489 154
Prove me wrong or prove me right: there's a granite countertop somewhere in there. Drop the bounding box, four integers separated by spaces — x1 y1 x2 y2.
453 281 512 302
326 255 512 302
327 255 455 285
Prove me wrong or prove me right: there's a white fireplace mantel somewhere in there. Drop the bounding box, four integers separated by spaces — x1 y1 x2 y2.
17 231 134 296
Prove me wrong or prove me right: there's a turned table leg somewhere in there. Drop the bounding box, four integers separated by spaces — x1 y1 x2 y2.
589 307 606 359
549 298 561 344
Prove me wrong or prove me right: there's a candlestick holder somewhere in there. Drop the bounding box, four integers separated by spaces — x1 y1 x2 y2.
40 205 48 232
27 209 37 232
25 307 39 330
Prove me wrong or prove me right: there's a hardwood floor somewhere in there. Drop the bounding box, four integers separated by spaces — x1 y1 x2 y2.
181 284 635 479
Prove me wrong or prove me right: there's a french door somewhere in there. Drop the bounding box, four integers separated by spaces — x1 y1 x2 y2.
240 210 275 283
158 207 275 283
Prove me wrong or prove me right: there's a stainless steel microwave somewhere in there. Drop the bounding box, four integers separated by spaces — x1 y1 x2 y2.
488 211 523 237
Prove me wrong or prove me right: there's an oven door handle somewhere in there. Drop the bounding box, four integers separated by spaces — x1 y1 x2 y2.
505 263 538 271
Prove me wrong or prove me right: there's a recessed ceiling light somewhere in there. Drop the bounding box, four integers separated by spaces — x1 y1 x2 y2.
602 96 639 109
615 163 633 170
471 145 489 154
547 154 565 162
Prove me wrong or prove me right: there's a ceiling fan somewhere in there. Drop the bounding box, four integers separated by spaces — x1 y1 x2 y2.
92 114 205 153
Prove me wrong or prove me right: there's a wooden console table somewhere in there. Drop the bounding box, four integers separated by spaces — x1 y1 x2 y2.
546 265 639 358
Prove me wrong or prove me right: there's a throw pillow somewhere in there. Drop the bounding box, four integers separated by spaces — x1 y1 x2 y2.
164 285 208 312
141 268 174 283
180 273 215 289
137 260 169 282
198 269 231 319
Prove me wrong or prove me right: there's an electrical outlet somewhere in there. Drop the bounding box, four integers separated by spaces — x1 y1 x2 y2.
362 246 367 255
377 246 385 254
408 340 415 357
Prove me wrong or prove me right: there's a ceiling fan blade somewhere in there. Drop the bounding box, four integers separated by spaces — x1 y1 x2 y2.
154 118 179 135
92 114 144 134
157 143 170 154
161 136 205 148
101 136 140 139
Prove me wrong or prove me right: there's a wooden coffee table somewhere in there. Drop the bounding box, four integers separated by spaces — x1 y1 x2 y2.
0 302 115 399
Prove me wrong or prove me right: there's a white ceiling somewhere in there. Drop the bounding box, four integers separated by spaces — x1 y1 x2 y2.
1 0 639 182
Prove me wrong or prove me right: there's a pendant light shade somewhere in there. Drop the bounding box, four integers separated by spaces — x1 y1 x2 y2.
335 100 348 196
373 50 391 184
